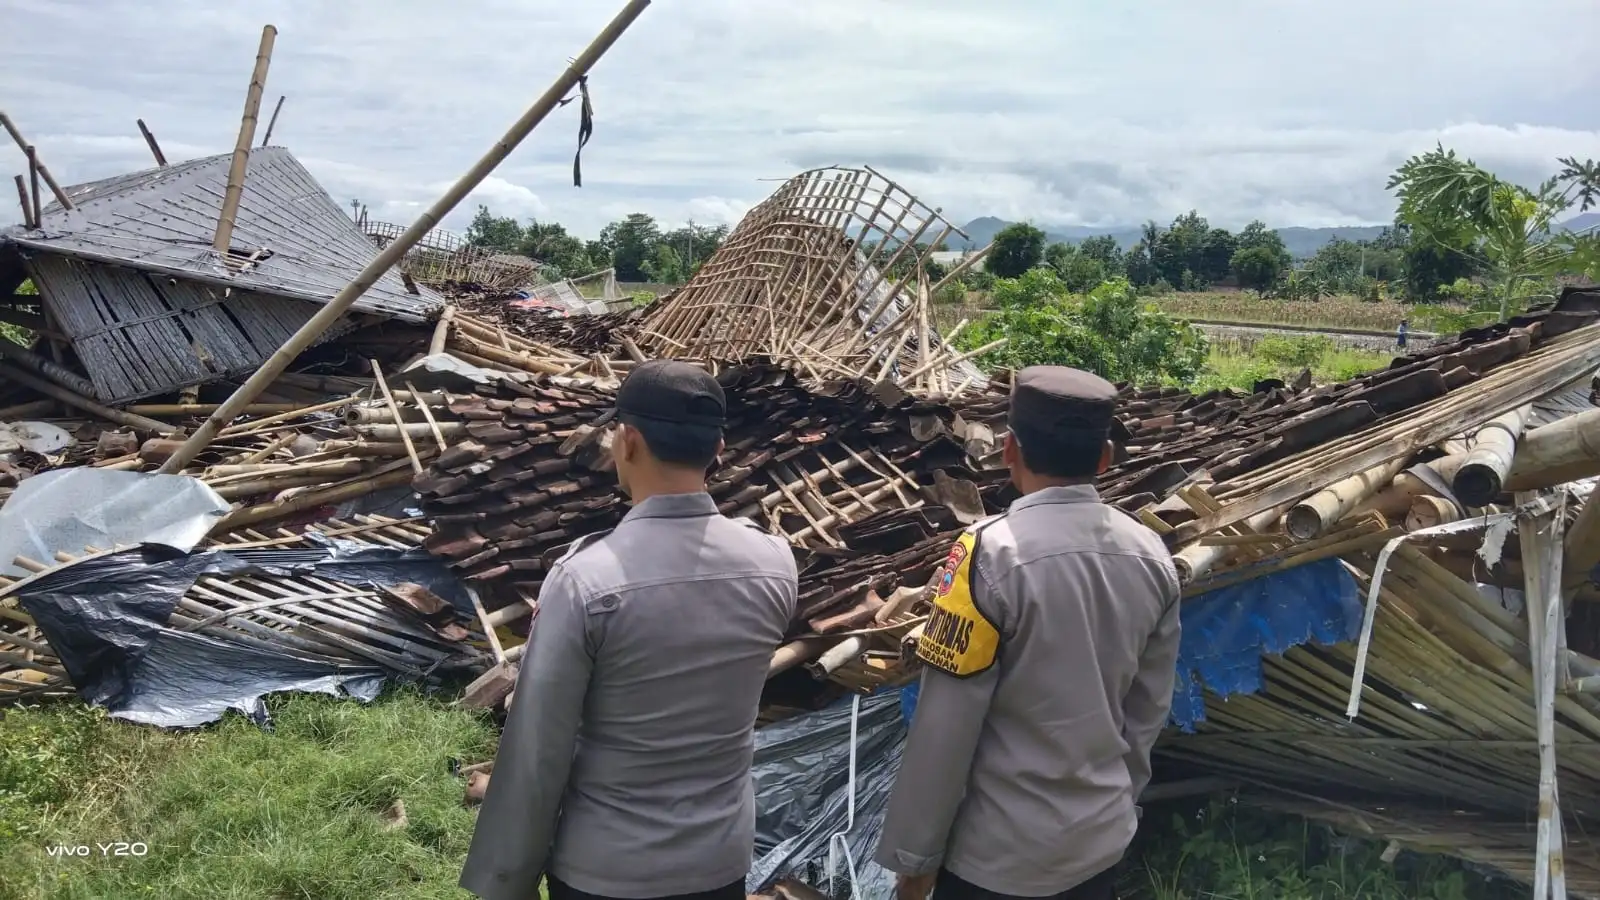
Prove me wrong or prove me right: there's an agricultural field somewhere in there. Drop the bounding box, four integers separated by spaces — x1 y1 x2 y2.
1146 291 1409 334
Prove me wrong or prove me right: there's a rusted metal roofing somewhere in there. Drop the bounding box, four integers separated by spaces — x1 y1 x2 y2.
1 147 441 323
26 253 354 403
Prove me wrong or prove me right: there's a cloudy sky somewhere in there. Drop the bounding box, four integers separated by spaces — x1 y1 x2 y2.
2 0 1598 240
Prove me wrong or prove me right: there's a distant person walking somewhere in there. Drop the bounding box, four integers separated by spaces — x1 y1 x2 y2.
1396 318 1409 350
460 360 799 900
875 366 1182 900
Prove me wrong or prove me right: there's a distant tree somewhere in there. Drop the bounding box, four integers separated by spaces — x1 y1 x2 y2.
1236 220 1292 269
1125 242 1157 287
1078 235 1125 274
1200 227 1238 283
963 276 1207 385
1043 241 1076 275
599 213 663 281
464 205 525 254
642 244 686 284
518 220 594 279
1043 243 1107 293
1231 246 1287 295
986 223 1047 278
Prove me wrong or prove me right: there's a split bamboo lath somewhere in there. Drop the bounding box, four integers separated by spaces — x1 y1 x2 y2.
638 166 988 393
361 218 541 290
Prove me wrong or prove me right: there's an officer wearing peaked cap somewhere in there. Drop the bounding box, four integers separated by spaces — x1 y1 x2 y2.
876 366 1182 900
461 360 799 900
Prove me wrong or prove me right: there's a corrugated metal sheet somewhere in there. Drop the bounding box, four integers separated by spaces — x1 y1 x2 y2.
1 147 441 323
27 254 354 403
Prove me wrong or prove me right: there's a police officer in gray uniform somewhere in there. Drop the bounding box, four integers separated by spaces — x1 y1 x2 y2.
875 366 1181 900
461 360 799 900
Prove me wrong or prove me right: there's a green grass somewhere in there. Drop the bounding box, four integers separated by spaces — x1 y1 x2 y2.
1189 334 1394 394
0 694 1523 900
0 691 497 900
1146 291 1409 333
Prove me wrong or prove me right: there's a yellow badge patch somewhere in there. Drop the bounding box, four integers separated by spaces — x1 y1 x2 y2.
917 528 1001 677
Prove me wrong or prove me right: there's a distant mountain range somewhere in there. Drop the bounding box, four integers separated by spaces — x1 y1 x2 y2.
954 212 1600 260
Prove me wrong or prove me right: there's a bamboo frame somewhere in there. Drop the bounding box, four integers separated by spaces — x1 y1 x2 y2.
156 0 654 475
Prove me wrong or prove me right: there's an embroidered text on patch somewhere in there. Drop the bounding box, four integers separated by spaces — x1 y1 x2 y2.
917 528 1000 677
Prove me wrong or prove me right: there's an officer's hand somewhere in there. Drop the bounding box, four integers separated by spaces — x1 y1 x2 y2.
895 872 937 900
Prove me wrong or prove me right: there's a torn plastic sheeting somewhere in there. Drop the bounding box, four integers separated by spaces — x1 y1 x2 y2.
0 468 229 577
13 543 467 727
748 690 906 899
220 534 477 619
1171 557 1363 732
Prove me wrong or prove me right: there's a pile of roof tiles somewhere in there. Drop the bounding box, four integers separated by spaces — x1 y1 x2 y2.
446 283 643 355
414 362 989 652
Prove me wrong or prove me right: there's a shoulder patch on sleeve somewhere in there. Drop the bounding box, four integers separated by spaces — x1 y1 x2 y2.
556 528 613 565
917 519 1004 678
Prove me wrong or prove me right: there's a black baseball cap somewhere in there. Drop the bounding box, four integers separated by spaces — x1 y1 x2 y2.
614 359 726 429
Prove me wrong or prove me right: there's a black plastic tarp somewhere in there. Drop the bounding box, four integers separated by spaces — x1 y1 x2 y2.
15 539 473 728
748 690 909 899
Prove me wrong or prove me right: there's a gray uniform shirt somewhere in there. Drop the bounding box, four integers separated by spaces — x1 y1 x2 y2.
460 492 798 900
875 484 1181 895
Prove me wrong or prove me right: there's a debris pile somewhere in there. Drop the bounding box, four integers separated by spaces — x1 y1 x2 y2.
3 136 1600 891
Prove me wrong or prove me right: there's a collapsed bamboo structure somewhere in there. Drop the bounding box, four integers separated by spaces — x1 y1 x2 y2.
4 50 1600 886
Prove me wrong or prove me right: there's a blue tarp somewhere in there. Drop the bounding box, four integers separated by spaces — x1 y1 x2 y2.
1169 557 1364 731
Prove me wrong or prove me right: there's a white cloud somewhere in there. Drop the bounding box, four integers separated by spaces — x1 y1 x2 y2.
1 0 1597 237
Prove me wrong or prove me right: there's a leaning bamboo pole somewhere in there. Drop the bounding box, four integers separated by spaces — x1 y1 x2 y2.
12 175 32 229
213 25 277 254
261 95 286 147
0 112 71 208
158 0 654 475
136 119 167 167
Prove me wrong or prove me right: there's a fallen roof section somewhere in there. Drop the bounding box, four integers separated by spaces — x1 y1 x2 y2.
3 147 441 323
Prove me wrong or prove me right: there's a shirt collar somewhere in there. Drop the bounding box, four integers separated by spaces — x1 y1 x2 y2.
1008 483 1101 513
621 491 719 523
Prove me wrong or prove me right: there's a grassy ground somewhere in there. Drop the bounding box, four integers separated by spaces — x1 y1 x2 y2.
1193 335 1394 394
3 694 1523 900
1142 292 1408 333
930 291 1409 338
0 692 497 900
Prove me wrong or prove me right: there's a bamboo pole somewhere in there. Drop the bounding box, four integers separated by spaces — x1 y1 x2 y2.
261 95 286 147
1504 407 1600 493
927 241 992 298
213 25 277 254
0 336 98 397
1519 494 1567 898
136 119 167 166
0 362 170 432
0 113 71 208
158 0 653 475
1452 405 1529 507
370 359 422 475
12 175 31 229
26 146 41 227
428 306 455 356
1284 457 1408 541
900 337 1005 383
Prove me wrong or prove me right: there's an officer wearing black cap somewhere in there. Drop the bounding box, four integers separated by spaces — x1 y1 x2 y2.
875 366 1181 900
461 360 799 900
